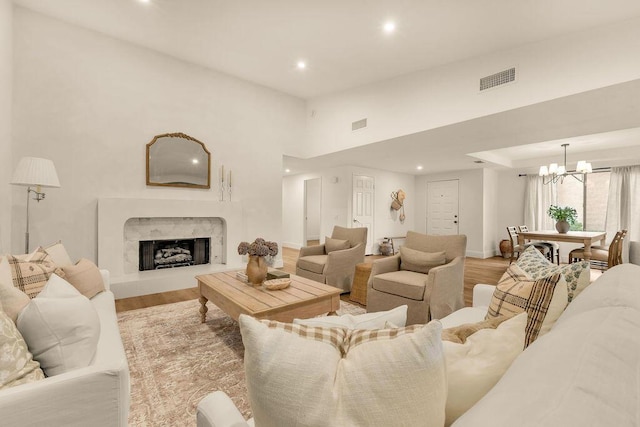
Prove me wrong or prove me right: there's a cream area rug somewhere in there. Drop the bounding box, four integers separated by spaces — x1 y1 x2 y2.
117 298 365 426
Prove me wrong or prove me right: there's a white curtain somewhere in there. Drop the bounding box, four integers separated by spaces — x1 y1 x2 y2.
605 165 640 262
524 175 557 230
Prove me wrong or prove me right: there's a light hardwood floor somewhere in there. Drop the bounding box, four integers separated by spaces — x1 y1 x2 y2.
115 247 510 312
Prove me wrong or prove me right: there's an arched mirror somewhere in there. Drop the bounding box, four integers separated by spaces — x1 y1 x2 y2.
146 132 211 189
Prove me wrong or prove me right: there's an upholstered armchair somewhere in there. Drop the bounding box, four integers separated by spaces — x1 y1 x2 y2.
366 231 467 325
296 226 368 292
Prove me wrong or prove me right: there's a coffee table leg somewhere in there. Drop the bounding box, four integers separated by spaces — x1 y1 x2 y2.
199 296 208 323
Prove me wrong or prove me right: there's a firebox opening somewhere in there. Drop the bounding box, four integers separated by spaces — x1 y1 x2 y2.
139 238 210 271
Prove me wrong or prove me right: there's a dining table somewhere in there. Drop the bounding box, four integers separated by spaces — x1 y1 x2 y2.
517 230 607 261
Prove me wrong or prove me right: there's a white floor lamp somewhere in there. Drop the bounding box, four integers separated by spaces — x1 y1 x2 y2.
10 157 61 254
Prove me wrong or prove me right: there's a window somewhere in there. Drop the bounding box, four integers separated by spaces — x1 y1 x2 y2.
556 171 610 231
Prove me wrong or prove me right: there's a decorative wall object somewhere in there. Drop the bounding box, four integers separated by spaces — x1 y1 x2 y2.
390 189 407 224
146 133 210 189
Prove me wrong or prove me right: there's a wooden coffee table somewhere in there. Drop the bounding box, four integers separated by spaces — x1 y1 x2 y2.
196 271 342 323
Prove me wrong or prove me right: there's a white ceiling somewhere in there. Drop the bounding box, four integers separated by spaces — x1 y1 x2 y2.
13 0 640 175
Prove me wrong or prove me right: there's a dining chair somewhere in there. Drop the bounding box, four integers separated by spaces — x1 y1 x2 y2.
569 229 627 270
517 225 560 265
506 226 550 264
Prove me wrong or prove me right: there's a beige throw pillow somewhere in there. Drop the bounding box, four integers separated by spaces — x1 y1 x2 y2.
0 308 45 389
325 237 350 253
294 305 407 329
43 241 74 268
240 315 447 427
0 257 30 323
7 248 65 299
486 264 567 347
443 313 527 426
61 258 105 299
400 247 446 274
441 315 508 344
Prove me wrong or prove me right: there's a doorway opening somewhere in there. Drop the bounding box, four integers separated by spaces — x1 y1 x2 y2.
304 178 321 247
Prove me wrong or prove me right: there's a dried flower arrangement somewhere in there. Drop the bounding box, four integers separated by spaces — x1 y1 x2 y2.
237 238 279 257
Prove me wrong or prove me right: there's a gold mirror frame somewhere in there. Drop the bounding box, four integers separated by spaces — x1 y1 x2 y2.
146 132 211 189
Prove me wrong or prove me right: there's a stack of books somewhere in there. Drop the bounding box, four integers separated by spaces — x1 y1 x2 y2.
236 271 248 283
267 270 290 280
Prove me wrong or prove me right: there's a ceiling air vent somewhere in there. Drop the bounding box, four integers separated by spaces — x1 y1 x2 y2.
480 67 516 91
352 118 367 131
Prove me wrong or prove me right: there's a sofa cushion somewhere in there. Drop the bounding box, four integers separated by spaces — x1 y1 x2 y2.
16 274 100 377
240 315 446 427
441 315 508 344
486 263 567 347
443 313 527 426
0 308 45 390
372 270 427 301
44 241 74 268
296 255 327 274
400 247 446 274
516 246 590 302
61 258 106 299
0 257 30 323
6 248 65 299
294 305 407 329
324 237 350 253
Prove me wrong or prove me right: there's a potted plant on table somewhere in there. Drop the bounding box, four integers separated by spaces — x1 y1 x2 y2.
238 238 279 285
547 205 578 234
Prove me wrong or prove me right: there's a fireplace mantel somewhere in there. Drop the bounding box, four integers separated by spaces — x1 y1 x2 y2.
98 198 244 298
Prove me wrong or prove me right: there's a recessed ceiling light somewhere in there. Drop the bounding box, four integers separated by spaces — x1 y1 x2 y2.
296 61 306 70
383 21 396 34
285 168 291 173
416 165 423 170
139 0 150 3
192 158 199 164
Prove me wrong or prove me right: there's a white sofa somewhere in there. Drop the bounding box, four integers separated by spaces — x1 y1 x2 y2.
197 263 640 427
0 270 130 427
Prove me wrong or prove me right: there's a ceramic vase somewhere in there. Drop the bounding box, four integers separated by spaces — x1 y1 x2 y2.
499 239 512 258
555 220 570 234
246 255 268 285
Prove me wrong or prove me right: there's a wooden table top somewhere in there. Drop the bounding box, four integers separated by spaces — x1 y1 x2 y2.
519 230 606 243
196 270 342 318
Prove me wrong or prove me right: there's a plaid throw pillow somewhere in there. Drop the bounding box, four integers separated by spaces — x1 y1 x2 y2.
486 264 566 347
7 248 65 299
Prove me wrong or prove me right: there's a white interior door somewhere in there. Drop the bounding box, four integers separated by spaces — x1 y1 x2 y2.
427 180 459 235
352 174 374 255
304 178 321 245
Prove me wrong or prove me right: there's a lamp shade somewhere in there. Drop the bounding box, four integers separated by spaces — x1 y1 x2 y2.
10 157 61 188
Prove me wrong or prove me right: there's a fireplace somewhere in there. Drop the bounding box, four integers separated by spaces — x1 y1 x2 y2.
139 238 210 271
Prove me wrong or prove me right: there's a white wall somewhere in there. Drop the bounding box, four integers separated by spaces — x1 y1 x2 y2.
300 17 640 158
495 170 527 248
416 169 484 257
282 166 415 253
0 0 11 254
483 169 498 257
304 178 321 240
12 8 305 262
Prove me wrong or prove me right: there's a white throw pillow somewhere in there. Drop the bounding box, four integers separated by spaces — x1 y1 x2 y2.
443 312 527 426
16 274 100 377
293 305 407 329
240 315 446 427
43 241 74 268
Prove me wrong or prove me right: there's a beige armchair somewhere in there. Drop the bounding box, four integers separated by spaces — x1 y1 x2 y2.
366 231 467 325
296 226 367 292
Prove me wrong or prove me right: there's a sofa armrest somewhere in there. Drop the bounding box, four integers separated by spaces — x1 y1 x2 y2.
367 255 401 287
473 284 496 308
299 244 325 257
0 364 129 426
197 391 251 427
426 256 465 319
100 269 111 291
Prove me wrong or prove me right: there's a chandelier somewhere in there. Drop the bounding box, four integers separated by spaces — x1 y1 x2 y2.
538 143 592 185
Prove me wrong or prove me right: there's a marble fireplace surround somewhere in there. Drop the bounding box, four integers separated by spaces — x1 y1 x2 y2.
98 198 244 298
